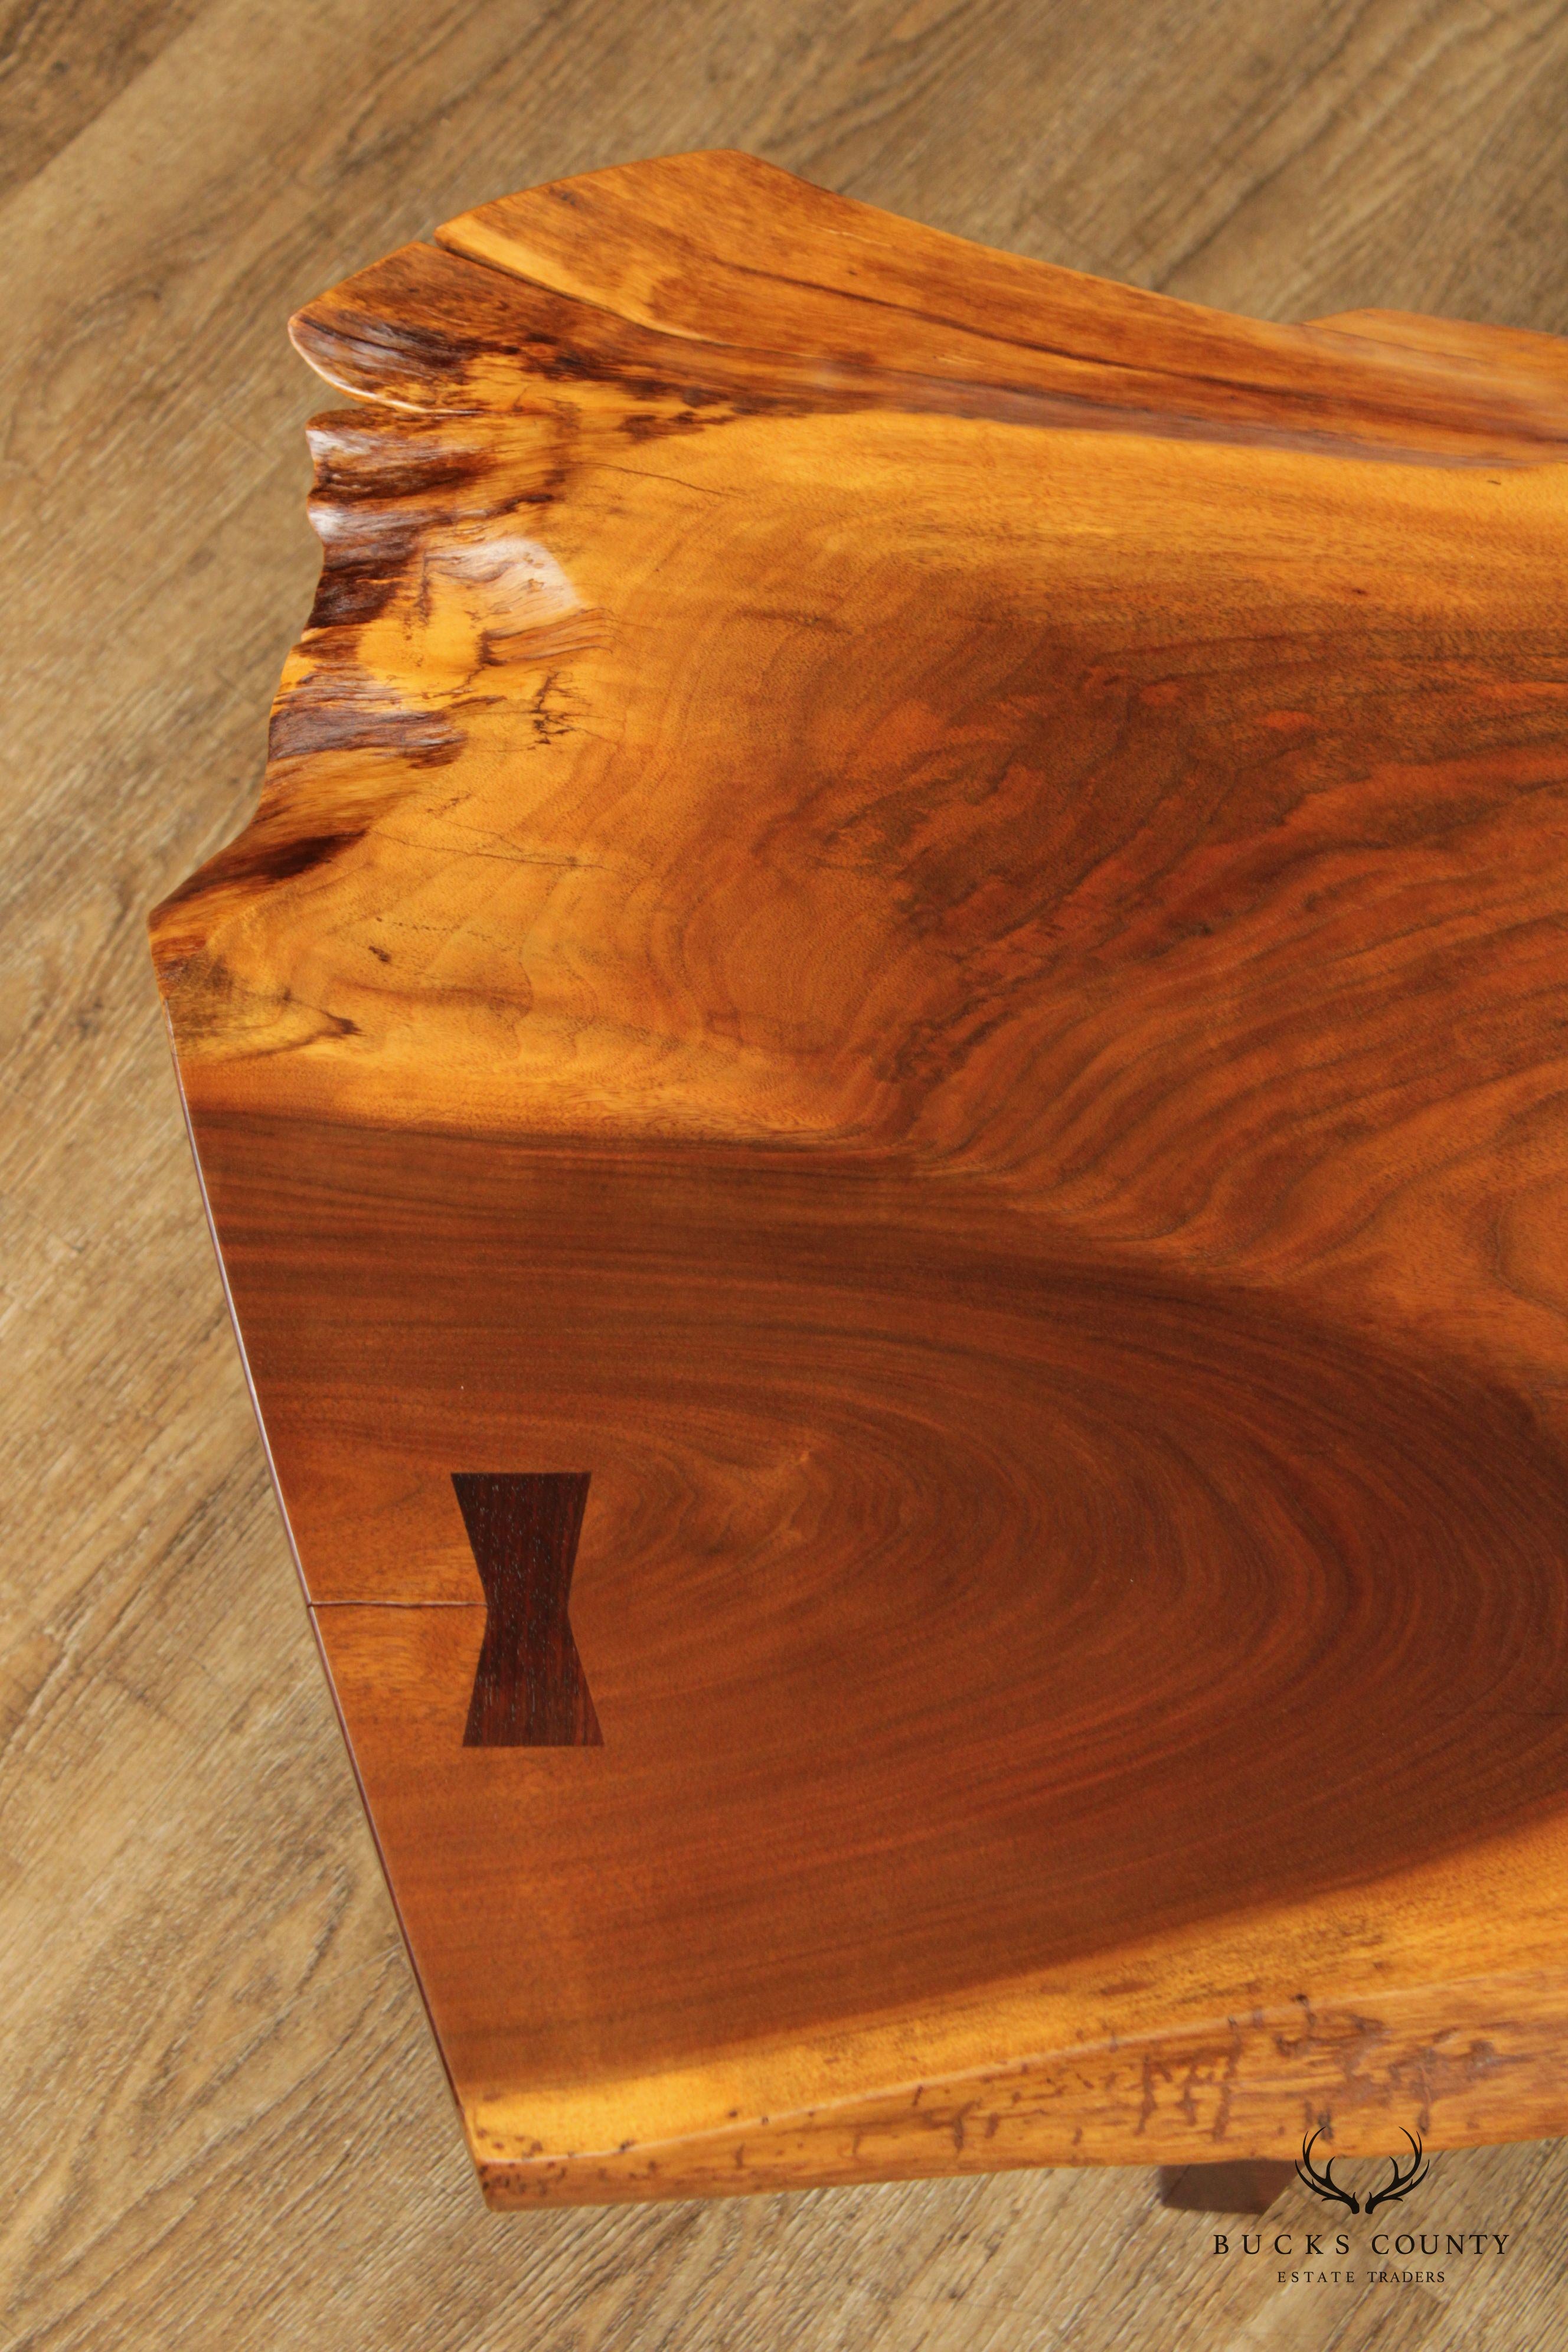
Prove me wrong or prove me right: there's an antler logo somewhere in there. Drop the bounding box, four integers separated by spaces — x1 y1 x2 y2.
1295 2129 1358 2213
1296 2128 1429 2216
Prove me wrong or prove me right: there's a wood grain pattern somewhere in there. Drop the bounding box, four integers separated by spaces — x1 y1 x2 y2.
18 0 1568 2341
148 146 1568 2208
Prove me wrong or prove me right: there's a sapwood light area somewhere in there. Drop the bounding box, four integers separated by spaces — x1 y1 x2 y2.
13 5 1568 2347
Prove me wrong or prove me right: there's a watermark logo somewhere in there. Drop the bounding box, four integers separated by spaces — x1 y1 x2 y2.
1207 2125 1510 2288
1296 2126 1429 2216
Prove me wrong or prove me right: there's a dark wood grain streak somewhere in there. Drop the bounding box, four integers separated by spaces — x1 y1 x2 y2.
455 1472 599 1747
280 215 1568 473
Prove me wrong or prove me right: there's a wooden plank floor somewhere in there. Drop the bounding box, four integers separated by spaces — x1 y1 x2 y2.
5 1 1568 2343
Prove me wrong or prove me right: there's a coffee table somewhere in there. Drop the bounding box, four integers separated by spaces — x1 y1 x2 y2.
151 151 1568 2206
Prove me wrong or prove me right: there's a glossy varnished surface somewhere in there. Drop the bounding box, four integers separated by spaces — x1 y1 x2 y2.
207 1111 1568 2018
150 151 1568 2201
198 1109 1568 2193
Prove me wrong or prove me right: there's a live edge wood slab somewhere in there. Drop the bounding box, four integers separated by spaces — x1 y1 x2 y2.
149 149 1568 2209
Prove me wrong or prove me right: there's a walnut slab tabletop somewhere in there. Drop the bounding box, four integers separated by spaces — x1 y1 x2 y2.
149 150 1568 2208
